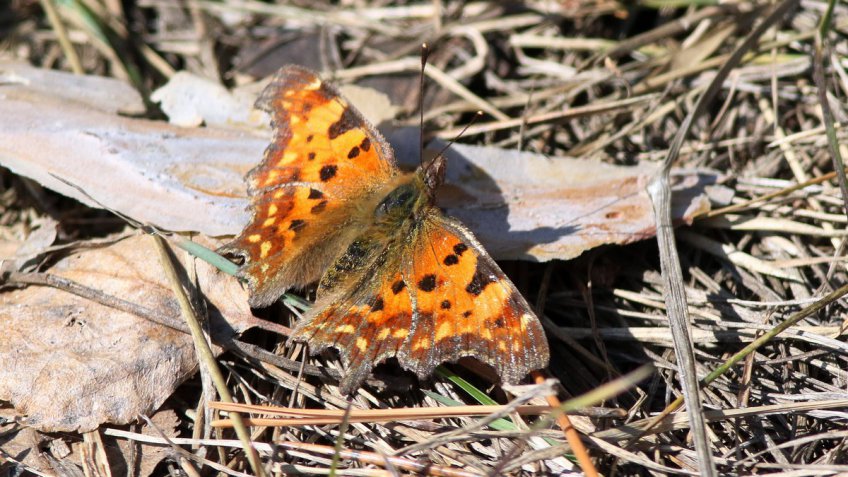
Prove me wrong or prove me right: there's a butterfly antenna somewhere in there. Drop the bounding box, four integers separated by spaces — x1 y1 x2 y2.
419 42 430 167
434 110 484 160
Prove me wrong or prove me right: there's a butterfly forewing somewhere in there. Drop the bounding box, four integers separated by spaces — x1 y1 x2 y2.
221 66 398 306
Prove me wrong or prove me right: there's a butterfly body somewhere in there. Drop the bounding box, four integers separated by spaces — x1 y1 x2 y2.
224 66 549 393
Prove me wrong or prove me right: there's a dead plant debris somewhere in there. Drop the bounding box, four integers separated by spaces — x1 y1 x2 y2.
2 1 848 475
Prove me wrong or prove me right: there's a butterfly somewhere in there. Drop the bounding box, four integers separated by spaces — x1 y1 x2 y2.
222 65 549 394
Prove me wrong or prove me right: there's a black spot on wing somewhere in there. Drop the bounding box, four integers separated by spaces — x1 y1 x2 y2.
370 297 384 312
328 107 358 139
443 254 459 265
308 152 316 160
391 279 406 294
465 260 496 296
308 188 324 199
289 219 306 232
320 164 337 181
311 200 327 214
347 146 360 159
440 300 451 310
453 243 468 256
418 274 437 292
360 137 371 151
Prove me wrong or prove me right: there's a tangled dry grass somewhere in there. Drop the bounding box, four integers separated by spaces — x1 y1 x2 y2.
2 1 848 475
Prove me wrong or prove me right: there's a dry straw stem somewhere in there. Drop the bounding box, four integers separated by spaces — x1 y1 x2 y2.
104 428 479 477
813 0 848 220
209 404 555 428
333 57 509 121
596 398 848 442
153 235 266 477
533 371 598 477
705 166 848 218
38 0 82 74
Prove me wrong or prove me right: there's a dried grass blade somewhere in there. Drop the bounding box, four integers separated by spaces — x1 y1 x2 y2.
813 0 848 221
646 2 800 474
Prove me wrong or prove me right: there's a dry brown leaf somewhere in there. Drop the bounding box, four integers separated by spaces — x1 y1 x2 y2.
108 409 180 477
0 65 718 261
0 418 56 476
0 234 258 432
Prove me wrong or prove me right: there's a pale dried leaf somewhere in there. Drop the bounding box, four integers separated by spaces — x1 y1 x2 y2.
0 66 718 261
0 61 144 115
0 235 257 432
151 71 267 130
0 93 259 237
338 83 400 127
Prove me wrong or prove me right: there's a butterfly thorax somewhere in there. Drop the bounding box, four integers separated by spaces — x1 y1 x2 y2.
316 166 437 297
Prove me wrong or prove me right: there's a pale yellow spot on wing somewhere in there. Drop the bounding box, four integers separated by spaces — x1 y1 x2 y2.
480 328 493 340
413 339 431 351
260 263 269 273
393 329 409 339
263 217 276 227
435 321 453 341
273 190 285 199
267 204 278 216
305 78 322 90
289 115 300 125
259 241 272 258
376 328 390 340
283 151 298 162
284 90 295 97
458 321 475 335
325 100 344 116
498 341 508 352
356 337 368 352
520 313 533 333
512 341 522 353
247 234 261 243
335 324 355 334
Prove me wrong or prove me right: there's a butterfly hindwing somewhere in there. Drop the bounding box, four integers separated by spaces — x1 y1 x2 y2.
291 209 549 393
291 234 415 393
221 66 398 306
401 215 550 384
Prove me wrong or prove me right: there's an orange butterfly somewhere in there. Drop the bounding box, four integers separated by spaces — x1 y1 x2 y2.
222 66 549 393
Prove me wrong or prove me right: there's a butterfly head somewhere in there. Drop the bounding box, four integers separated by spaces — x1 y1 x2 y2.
373 154 445 227
421 154 446 202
